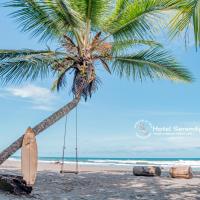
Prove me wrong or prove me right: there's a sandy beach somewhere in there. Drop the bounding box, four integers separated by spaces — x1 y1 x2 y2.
0 160 200 200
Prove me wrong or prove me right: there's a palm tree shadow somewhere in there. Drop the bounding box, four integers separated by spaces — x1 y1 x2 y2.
1 169 200 200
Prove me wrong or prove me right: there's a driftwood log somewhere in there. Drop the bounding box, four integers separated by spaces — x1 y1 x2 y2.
133 166 161 176
169 166 193 179
0 174 32 195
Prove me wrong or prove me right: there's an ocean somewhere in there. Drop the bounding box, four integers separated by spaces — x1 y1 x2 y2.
10 157 200 169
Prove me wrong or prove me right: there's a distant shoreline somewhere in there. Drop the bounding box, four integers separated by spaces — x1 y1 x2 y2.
9 157 200 170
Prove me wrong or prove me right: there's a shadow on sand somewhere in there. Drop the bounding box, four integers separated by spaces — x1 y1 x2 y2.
0 170 200 200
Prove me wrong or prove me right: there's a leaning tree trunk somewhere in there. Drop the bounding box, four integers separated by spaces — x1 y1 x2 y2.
0 96 80 165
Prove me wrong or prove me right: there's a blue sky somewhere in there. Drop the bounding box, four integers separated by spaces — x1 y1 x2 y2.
0 2 200 158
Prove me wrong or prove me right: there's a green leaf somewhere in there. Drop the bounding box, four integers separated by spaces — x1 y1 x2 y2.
111 40 162 54
0 49 62 60
102 0 129 30
51 66 72 91
99 58 111 74
0 49 65 84
112 47 193 82
68 0 111 28
169 0 200 49
104 0 178 41
5 0 82 41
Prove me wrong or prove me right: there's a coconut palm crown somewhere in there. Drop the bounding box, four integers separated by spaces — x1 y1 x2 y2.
0 0 193 100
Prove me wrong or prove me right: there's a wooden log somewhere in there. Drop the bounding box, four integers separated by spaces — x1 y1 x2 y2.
133 166 161 176
0 174 32 195
169 166 193 179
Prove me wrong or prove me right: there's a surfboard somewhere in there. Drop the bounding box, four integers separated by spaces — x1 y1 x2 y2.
21 127 38 186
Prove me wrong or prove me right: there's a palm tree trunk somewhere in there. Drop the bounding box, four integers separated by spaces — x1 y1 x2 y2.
0 96 81 165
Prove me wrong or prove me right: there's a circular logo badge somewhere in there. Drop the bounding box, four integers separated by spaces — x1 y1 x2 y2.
135 120 152 139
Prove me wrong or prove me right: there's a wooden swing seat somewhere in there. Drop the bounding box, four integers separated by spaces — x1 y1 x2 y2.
60 170 78 174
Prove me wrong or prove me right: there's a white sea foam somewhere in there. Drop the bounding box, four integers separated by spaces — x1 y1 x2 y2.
79 159 200 168
8 157 21 161
9 157 200 168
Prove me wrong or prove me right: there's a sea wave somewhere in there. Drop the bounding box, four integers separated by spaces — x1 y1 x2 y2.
9 157 200 168
86 159 200 168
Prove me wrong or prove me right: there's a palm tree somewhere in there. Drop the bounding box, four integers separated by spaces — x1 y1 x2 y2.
169 0 200 49
0 0 193 165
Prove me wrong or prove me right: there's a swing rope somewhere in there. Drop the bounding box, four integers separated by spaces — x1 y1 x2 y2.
61 115 67 173
60 106 79 174
75 106 79 172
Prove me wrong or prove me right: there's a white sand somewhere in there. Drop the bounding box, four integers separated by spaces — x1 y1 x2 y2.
1 160 200 200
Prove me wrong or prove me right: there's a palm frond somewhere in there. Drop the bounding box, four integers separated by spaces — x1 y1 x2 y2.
0 49 65 85
102 0 129 29
111 0 128 15
99 58 111 74
112 47 193 82
51 66 72 91
103 0 177 41
68 0 111 28
111 40 162 53
169 0 200 48
5 0 82 41
0 49 64 60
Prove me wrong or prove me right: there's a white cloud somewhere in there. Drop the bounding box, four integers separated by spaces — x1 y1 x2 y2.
6 85 51 99
3 85 57 111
